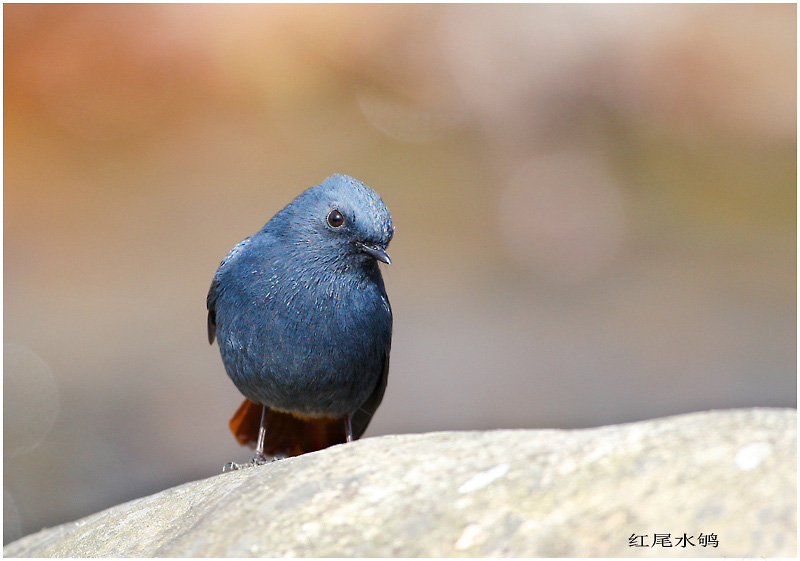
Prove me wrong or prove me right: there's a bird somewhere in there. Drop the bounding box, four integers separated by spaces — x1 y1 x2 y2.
207 174 393 465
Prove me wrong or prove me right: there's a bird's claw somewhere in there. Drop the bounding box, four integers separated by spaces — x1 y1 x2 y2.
221 452 287 472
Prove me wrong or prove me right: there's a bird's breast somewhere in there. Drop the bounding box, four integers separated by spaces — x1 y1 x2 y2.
217 267 390 417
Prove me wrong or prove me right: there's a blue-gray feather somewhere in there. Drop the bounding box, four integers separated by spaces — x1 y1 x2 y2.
208 175 393 431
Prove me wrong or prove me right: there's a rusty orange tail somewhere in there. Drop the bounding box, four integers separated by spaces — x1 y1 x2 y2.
229 398 348 457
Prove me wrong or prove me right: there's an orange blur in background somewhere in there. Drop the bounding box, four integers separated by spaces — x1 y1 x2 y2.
4 4 795 542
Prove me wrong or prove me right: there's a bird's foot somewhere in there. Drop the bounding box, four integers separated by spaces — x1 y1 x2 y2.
221 452 287 472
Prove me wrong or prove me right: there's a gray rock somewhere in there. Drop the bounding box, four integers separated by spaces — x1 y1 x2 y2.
5 408 795 557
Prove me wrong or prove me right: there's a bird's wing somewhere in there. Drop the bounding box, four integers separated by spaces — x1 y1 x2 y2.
350 339 391 439
206 277 220 345
350 277 393 439
207 236 253 345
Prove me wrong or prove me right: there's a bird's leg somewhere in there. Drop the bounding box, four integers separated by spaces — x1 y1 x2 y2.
252 405 269 464
222 405 271 472
345 415 354 443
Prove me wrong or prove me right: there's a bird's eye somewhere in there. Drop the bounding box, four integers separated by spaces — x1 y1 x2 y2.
327 209 345 228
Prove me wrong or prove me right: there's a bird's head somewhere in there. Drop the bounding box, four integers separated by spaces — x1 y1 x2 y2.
273 175 394 267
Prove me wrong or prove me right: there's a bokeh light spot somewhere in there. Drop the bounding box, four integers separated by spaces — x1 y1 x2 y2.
4 343 60 457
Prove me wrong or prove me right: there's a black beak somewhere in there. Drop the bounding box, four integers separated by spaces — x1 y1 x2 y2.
356 242 391 265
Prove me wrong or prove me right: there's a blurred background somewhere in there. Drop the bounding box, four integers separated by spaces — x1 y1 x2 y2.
4 4 796 543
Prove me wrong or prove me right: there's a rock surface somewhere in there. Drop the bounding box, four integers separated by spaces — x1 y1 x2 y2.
4 408 796 557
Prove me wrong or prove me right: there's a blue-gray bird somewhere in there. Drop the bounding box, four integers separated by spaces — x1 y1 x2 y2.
207 175 393 461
